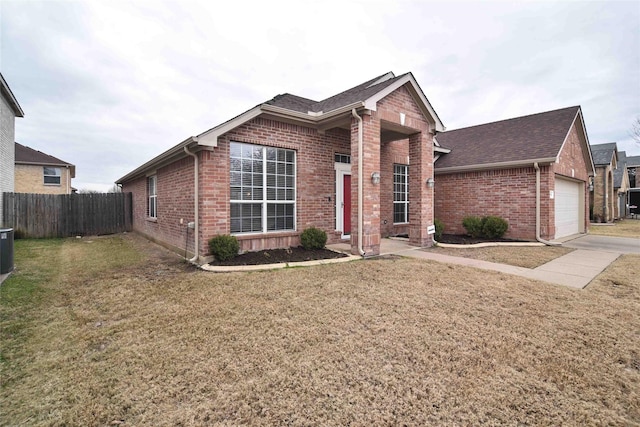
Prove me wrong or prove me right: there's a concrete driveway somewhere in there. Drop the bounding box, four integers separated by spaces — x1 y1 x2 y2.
562 235 640 254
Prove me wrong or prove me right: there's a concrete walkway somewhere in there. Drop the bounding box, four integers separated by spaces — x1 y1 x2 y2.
329 236 629 289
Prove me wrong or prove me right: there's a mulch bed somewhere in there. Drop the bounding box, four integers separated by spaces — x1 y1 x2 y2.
209 246 348 266
437 234 527 245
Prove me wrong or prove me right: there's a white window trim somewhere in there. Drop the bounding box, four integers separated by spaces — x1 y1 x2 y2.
43 167 61 186
393 164 409 224
148 175 157 219
230 142 297 235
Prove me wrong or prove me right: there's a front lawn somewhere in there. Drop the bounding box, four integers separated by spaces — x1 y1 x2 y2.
589 218 640 238
1 234 638 425
430 245 574 268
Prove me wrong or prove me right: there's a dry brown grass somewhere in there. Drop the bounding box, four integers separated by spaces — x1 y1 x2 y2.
2 234 638 426
431 245 574 268
589 218 640 238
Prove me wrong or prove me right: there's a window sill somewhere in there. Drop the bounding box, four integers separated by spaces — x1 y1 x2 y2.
233 230 299 240
146 217 158 223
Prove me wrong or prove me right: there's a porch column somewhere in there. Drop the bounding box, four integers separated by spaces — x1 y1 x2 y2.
408 128 435 247
350 112 381 257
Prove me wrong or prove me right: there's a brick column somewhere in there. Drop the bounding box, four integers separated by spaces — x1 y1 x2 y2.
350 112 381 256
408 129 434 247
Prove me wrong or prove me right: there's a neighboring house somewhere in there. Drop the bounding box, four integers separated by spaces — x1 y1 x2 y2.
0 74 24 225
14 142 76 194
118 72 444 260
434 106 595 240
613 151 631 219
118 72 595 262
627 155 640 188
590 143 618 222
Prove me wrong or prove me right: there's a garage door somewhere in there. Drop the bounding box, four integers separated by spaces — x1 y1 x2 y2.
554 178 581 238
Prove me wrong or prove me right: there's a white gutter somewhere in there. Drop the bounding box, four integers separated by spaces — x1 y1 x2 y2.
351 109 365 256
534 162 560 246
435 157 558 174
184 145 200 263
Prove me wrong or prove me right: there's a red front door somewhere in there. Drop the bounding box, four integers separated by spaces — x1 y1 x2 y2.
343 174 351 234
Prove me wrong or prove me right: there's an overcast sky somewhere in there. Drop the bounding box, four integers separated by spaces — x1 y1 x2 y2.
2 0 639 191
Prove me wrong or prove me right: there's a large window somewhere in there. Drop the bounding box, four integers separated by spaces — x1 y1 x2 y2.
43 167 61 185
147 175 157 219
393 164 409 224
230 142 296 234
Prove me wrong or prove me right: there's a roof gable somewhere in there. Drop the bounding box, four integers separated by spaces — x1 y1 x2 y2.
1 73 24 117
118 71 445 183
434 106 584 171
590 142 618 167
614 151 629 189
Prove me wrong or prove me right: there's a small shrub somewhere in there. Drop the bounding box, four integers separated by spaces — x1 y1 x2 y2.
481 216 509 238
208 235 239 261
462 216 483 238
300 227 327 250
434 219 445 241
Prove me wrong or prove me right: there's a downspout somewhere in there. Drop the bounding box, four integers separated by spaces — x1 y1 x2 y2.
351 108 365 256
184 145 199 263
534 162 560 246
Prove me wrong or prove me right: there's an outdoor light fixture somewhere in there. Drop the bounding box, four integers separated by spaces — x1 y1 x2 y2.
426 177 435 188
371 172 381 185
588 179 594 192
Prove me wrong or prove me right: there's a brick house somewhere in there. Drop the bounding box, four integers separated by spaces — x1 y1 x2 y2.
1 73 24 225
118 72 444 261
434 106 595 240
14 142 76 194
627 155 640 188
590 143 618 222
119 73 597 261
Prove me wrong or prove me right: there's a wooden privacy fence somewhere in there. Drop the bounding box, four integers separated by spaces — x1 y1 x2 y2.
2 192 132 238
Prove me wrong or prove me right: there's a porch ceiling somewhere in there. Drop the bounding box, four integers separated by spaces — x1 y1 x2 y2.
380 119 419 143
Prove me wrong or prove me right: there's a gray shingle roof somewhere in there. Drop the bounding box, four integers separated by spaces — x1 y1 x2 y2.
626 155 640 167
434 106 581 169
265 72 406 114
590 142 617 166
614 151 627 188
15 142 73 167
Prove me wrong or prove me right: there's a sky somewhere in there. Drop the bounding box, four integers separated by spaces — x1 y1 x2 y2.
2 0 639 192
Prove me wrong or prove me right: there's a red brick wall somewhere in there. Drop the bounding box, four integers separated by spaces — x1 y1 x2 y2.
215 118 350 253
434 167 540 240
122 157 196 255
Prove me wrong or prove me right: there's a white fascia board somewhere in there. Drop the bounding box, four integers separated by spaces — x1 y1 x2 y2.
0 74 24 117
366 72 396 88
362 74 445 132
434 146 451 154
197 106 263 147
434 157 557 174
116 136 197 184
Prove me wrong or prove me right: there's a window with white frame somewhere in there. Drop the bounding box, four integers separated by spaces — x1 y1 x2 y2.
230 142 295 234
147 175 157 219
393 164 409 224
43 167 61 185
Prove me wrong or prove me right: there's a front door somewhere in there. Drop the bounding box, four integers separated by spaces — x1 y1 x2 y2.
343 174 351 235
335 162 351 239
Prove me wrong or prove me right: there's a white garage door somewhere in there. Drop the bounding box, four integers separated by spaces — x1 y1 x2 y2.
555 178 581 238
